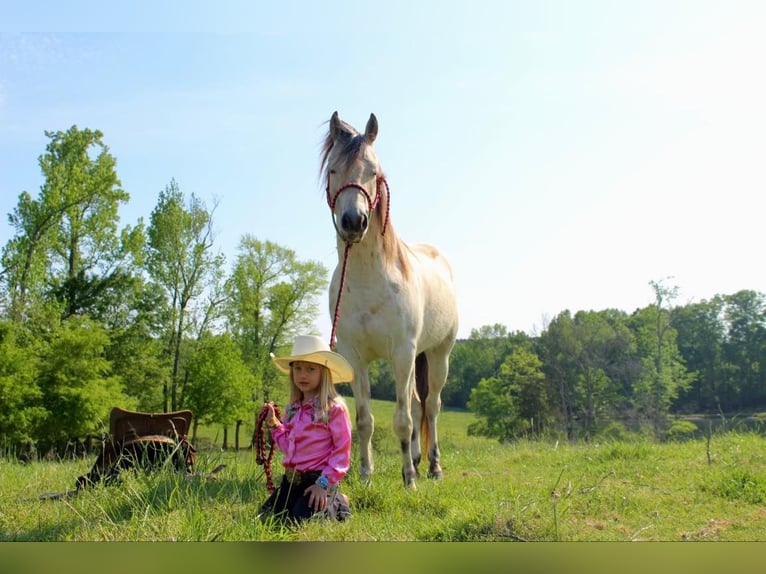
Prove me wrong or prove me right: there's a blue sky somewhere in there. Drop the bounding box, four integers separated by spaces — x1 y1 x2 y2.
2 1 765 339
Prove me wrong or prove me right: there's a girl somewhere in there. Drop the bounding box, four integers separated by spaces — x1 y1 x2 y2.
260 335 353 523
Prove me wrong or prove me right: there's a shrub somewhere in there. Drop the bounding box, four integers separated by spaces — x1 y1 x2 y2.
664 420 699 442
597 421 631 442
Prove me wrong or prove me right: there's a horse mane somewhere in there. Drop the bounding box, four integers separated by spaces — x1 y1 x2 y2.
377 183 411 280
320 119 363 178
321 125 411 280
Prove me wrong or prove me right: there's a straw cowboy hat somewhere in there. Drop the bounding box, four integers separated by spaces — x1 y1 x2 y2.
270 335 354 384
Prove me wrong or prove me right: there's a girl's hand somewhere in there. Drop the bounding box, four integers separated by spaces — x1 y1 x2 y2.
304 483 328 512
263 402 280 428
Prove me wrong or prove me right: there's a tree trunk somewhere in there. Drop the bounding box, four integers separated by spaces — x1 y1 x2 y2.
235 419 242 450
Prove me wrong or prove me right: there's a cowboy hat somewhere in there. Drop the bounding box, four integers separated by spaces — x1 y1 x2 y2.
270 335 354 384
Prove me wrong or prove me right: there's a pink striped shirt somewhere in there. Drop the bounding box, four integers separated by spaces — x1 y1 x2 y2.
270 398 352 487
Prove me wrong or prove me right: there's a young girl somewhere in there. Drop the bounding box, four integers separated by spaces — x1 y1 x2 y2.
259 335 353 523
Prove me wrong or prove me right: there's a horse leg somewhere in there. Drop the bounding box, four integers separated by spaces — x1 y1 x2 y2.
393 354 418 488
356 397 374 483
410 352 430 477
335 341 374 482
352 364 375 483
424 346 451 479
409 384 423 478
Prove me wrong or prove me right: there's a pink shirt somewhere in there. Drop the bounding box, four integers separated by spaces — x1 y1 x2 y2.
270 399 352 487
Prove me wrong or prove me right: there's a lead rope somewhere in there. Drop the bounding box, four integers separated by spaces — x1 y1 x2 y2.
327 176 390 351
255 403 282 493
330 242 352 350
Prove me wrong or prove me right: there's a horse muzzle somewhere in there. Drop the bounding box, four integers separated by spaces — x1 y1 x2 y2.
337 208 369 243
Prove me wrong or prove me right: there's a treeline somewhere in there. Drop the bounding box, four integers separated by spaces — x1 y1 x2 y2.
2 126 764 455
0 126 328 456
368 285 766 442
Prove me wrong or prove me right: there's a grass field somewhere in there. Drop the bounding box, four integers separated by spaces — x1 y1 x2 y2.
2 398 766 541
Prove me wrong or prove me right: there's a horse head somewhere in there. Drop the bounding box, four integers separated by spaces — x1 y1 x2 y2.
324 111 383 244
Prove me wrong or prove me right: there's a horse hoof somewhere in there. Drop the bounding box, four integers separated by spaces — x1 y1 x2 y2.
402 469 418 489
427 470 443 480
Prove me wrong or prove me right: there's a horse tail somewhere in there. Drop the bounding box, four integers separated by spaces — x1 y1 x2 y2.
415 352 429 451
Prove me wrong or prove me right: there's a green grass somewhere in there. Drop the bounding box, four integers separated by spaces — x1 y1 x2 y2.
3 399 766 541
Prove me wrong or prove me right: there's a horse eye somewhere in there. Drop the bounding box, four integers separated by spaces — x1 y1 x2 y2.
329 169 337 175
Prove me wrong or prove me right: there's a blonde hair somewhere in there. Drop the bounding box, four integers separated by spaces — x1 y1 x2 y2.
288 363 346 423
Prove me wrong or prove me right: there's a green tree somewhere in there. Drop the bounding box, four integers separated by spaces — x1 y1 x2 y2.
722 290 766 408
467 347 547 441
35 316 132 452
224 236 327 448
2 127 143 323
145 179 225 412
369 358 396 401
629 280 694 437
442 324 524 408
540 309 637 439
0 126 150 450
539 311 579 439
183 333 254 448
0 321 45 453
225 236 328 405
105 279 170 411
671 296 731 412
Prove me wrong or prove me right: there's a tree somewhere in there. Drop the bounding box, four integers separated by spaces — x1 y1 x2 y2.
540 309 638 439
104 278 170 411
722 290 766 408
35 316 132 452
183 333 254 448
467 347 548 441
539 310 581 440
225 236 328 404
442 324 525 408
369 358 396 401
0 321 45 454
629 280 694 437
224 236 327 448
1 126 141 323
145 179 225 412
671 296 731 412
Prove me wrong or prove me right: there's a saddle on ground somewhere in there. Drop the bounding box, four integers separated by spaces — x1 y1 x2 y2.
76 406 196 489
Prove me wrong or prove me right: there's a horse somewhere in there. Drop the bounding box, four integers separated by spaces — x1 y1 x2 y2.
320 111 459 487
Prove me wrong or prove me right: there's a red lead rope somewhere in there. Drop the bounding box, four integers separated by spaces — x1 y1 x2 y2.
254 403 282 493
327 176 391 350
330 242 352 350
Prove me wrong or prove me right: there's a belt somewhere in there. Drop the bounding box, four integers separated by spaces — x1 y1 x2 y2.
283 468 321 485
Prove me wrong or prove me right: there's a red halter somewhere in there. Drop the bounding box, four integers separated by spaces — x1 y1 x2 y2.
326 175 391 349
325 175 390 236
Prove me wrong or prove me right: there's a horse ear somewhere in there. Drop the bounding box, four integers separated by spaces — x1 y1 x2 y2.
330 111 341 139
365 113 378 144
330 111 352 142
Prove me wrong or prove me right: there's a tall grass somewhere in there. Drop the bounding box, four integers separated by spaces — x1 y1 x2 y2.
3 399 766 541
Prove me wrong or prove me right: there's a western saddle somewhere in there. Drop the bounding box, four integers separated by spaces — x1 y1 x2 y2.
75 406 196 489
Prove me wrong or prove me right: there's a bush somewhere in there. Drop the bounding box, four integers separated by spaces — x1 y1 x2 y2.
597 421 631 442
664 420 699 442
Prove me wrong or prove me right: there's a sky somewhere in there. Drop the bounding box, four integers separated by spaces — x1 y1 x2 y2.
1 1 765 340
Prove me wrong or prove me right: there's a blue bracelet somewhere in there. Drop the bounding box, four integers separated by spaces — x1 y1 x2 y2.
315 475 329 489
